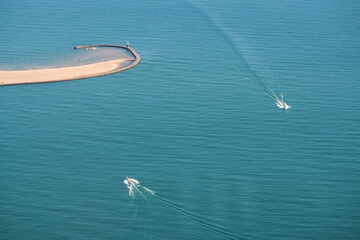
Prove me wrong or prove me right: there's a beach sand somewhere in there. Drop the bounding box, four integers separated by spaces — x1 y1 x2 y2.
0 59 130 86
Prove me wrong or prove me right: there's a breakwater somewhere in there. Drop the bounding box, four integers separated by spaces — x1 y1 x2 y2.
73 44 141 73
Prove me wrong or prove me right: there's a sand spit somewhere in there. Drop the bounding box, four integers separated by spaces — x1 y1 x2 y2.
0 45 140 86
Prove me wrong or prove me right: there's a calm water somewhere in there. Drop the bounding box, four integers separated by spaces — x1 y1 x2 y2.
1 0 359 239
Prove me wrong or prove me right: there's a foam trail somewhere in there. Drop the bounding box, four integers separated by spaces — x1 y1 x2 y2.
132 182 149 202
123 178 246 240
125 179 154 239
141 186 155 196
163 1 291 110
124 177 149 202
148 191 246 240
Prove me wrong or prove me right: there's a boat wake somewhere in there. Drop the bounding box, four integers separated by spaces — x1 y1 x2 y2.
266 89 291 111
160 0 292 111
123 177 246 240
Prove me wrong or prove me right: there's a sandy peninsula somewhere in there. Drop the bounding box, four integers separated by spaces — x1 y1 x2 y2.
0 44 140 86
0 59 131 86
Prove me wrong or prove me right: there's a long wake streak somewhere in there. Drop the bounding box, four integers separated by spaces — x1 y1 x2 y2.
161 0 291 110
148 191 246 240
124 177 248 240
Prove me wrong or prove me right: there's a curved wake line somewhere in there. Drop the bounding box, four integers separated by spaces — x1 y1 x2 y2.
167 0 291 110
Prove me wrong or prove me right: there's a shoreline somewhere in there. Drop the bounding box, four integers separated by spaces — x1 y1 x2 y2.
0 44 140 86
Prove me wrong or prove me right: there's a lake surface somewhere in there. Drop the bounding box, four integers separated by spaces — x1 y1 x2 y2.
1 0 359 239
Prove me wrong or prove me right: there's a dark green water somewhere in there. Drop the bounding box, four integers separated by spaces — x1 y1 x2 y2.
1 0 359 239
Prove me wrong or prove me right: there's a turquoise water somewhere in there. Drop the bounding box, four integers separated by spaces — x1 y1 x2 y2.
1 0 359 239
0 47 134 70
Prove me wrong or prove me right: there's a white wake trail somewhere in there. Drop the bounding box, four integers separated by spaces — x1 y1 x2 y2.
123 177 247 240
